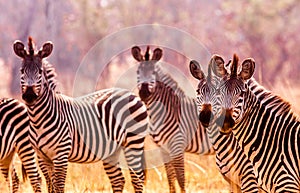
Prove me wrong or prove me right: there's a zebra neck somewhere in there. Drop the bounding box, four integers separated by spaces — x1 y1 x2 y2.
247 78 292 116
155 65 186 98
27 87 63 126
205 124 224 145
232 83 296 159
146 83 180 126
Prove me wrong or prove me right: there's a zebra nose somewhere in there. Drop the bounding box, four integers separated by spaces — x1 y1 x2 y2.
216 108 235 135
199 104 214 127
22 86 38 105
138 83 151 101
140 83 149 90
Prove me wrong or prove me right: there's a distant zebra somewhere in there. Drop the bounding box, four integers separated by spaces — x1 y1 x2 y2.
132 46 214 193
190 56 260 193
13 37 148 193
214 54 300 192
0 98 41 193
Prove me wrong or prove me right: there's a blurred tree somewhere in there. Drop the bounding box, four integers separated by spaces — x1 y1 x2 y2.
220 0 300 86
0 0 299 96
10 0 36 95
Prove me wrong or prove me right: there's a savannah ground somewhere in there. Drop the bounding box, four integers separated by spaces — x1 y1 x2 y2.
0 145 229 193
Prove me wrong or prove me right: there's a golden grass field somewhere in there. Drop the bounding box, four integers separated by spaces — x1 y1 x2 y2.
0 138 230 193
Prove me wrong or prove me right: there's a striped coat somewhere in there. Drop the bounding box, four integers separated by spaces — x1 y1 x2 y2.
14 38 148 193
0 98 41 193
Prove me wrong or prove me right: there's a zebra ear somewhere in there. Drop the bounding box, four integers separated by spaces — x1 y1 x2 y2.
152 48 162 61
239 58 255 80
131 46 143 62
209 54 227 78
38 42 53 58
190 60 205 80
13 40 26 58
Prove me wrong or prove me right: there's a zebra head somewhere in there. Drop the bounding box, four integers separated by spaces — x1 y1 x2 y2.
13 37 53 106
215 54 255 134
132 46 162 102
189 55 224 127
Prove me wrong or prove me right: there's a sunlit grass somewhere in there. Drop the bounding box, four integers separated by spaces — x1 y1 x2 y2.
0 148 229 193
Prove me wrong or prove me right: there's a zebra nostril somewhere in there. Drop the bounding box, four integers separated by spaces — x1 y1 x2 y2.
138 83 151 101
216 108 235 134
141 83 148 89
22 86 38 105
199 104 214 127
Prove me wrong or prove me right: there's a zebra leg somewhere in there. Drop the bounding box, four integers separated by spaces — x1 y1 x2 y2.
160 149 176 193
0 163 11 192
17 147 42 192
0 163 20 193
1 164 20 193
123 147 146 193
102 158 125 193
170 154 186 193
240 170 259 193
11 167 20 193
38 157 54 193
0 152 19 193
52 154 69 193
164 161 176 193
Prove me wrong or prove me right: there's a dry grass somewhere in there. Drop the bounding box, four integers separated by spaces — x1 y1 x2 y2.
0 146 229 193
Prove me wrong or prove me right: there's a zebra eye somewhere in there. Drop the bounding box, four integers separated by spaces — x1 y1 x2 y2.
39 68 43 74
20 68 24 73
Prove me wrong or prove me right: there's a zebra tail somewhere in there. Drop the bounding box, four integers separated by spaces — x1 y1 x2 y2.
21 164 27 182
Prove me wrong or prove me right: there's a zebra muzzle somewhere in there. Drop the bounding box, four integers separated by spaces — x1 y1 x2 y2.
22 86 39 105
216 109 235 135
199 104 214 127
138 83 151 102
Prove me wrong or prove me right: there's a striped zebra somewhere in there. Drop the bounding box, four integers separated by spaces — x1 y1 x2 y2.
13 37 148 193
131 46 214 193
213 54 300 192
0 98 41 192
190 56 260 193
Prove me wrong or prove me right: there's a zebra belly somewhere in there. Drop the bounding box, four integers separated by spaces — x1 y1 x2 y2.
68 127 124 163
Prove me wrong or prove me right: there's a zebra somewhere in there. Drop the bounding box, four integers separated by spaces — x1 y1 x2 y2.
0 98 41 192
213 53 300 192
131 46 214 193
13 37 148 193
189 56 260 193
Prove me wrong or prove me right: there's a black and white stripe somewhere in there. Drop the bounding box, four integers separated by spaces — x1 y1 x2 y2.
190 57 260 193
132 46 214 193
215 54 300 192
0 98 41 193
13 38 148 193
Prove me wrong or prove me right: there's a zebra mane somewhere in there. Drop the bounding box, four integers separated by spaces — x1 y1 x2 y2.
230 54 239 78
154 64 186 98
0 98 15 106
247 78 292 115
42 60 58 91
28 37 35 56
